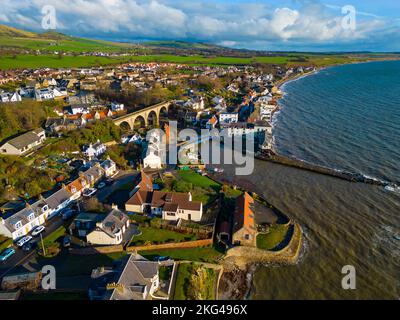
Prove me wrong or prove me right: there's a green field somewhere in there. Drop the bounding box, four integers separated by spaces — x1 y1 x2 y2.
0 52 389 70
0 54 134 70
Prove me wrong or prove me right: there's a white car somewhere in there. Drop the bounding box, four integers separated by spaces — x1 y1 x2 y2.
83 188 97 197
31 225 45 237
16 236 33 247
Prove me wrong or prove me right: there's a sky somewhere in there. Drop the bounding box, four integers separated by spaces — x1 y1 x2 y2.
0 0 399 52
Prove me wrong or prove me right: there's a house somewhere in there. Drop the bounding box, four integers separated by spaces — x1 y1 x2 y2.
35 88 54 101
69 212 105 237
81 163 105 186
211 96 224 106
184 111 198 124
0 199 51 240
101 158 117 177
86 207 130 245
89 253 159 300
0 129 46 156
111 102 124 112
0 92 22 103
53 87 68 99
205 115 218 129
143 151 162 169
232 192 256 247
125 190 203 222
83 140 106 159
0 163 102 239
219 112 238 124
143 140 164 169
184 96 204 110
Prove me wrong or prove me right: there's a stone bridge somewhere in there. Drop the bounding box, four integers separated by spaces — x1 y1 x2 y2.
113 101 170 130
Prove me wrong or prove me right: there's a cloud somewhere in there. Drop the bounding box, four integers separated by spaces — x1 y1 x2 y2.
0 0 398 51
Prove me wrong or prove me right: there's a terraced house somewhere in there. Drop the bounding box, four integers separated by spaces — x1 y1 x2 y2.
0 164 105 240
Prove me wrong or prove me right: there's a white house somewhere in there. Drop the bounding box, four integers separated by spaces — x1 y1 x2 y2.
111 102 124 112
84 140 106 159
86 208 130 245
0 92 22 103
101 158 117 177
219 112 238 124
35 88 54 101
143 152 162 169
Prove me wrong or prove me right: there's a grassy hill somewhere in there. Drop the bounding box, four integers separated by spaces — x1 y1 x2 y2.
0 24 139 53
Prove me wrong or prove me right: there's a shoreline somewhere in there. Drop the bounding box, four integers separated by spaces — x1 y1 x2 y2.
265 59 400 188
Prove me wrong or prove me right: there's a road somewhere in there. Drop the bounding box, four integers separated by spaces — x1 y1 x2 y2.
0 215 66 280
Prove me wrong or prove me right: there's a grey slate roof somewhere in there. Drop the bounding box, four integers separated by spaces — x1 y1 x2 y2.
4 130 43 150
90 253 159 300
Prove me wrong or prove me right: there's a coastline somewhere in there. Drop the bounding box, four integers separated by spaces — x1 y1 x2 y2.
264 59 400 188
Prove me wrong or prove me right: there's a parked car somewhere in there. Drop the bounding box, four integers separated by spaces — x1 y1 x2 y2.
16 236 32 248
83 188 97 197
31 225 45 237
63 236 71 248
22 241 37 252
105 178 114 186
97 182 106 189
0 248 15 262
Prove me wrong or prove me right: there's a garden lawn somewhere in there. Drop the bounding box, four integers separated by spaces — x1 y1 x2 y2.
177 170 221 191
42 226 66 246
256 224 290 250
139 246 224 263
129 227 197 246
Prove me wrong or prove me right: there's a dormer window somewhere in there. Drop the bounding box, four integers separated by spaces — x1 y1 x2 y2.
14 221 22 229
41 205 49 213
71 186 77 193
28 212 35 221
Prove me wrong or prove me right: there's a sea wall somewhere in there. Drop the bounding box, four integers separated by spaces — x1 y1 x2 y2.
223 222 303 270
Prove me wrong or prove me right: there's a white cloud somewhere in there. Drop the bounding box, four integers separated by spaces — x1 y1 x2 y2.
0 0 398 50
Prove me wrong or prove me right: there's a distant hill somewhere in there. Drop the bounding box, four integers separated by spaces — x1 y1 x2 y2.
0 24 38 38
0 24 142 53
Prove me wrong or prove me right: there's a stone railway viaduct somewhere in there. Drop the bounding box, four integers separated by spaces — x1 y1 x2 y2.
113 101 170 130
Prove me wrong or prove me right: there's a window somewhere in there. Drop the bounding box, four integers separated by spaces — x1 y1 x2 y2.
14 221 22 229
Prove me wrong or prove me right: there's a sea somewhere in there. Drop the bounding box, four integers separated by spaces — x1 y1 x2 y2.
221 60 400 299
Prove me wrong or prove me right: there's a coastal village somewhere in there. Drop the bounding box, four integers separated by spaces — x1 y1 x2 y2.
0 60 307 300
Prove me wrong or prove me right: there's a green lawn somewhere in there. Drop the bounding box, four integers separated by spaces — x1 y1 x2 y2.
256 224 290 250
42 226 66 245
173 263 217 300
177 170 221 191
139 246 224 263
129 227 197 246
